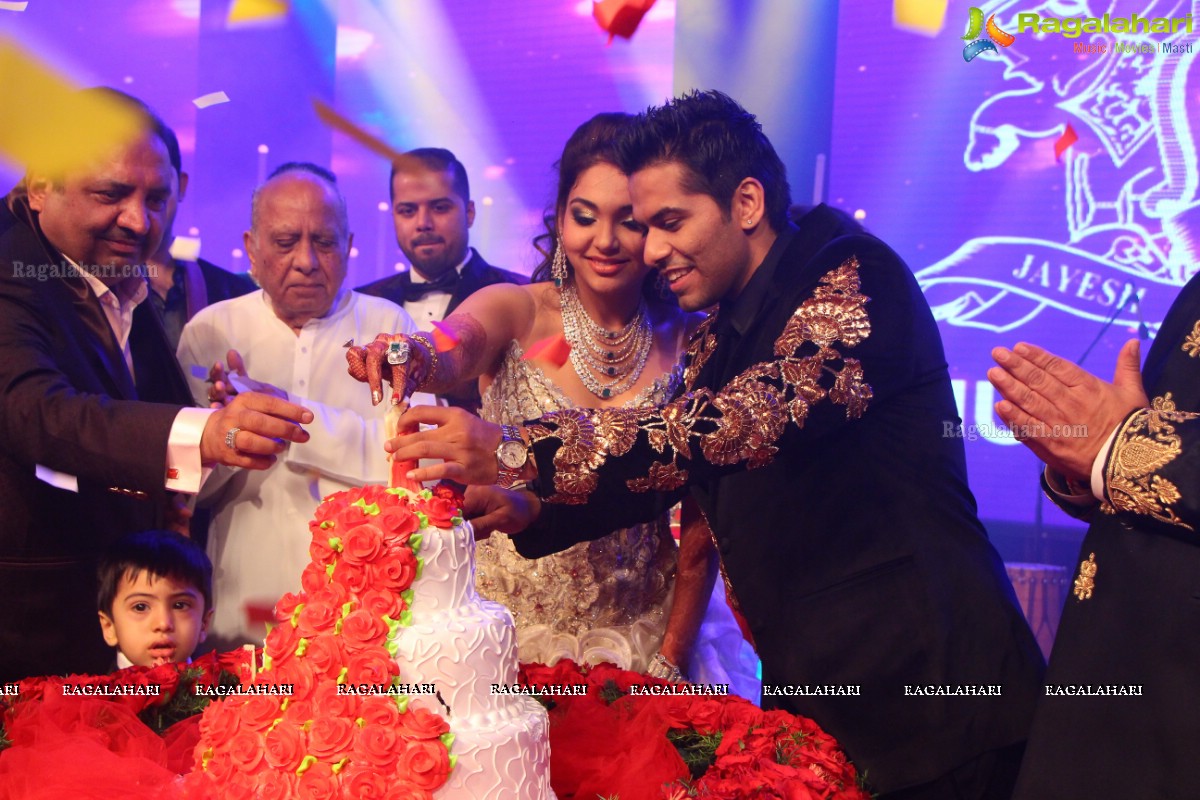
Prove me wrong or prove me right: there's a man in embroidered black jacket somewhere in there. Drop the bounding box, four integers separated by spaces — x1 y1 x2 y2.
988 274 1200 798
379 92 1044 799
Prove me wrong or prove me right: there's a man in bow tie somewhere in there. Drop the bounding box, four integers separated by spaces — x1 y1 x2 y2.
357 148 524 411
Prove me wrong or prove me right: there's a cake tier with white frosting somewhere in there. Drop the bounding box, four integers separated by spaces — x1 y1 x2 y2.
395 520 555 800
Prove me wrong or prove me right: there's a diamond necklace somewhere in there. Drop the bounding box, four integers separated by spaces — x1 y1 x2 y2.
560 282 653 399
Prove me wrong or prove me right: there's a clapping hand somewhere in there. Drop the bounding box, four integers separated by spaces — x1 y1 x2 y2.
987 339 1148 482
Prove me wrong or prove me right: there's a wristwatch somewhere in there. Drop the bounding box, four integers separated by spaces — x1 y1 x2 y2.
495 424 529 489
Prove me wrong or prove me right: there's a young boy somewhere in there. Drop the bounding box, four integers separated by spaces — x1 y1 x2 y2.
97 530 214 669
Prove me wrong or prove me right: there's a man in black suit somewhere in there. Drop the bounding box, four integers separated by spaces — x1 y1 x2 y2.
989 278 1200 798
0 90 313 682
377 92 1045 799
145 122 255 352
357 148 524 411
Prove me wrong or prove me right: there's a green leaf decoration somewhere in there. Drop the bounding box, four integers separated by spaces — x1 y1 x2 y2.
295 755 317 776
295 638 308 657
352 500 381 515
667 729 723 781
440 732 455 749
399 610 413 627
599 679 625 705
328 536 342 551
319 520 335 529
410 533 423 554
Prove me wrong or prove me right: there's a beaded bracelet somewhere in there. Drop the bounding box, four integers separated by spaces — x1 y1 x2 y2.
409 333 440 392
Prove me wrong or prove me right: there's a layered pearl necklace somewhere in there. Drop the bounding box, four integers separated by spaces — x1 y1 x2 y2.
560 282 653 399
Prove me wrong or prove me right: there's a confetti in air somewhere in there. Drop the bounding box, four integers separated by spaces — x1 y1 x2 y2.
593 0 658 43
1054 124 1079 161
522 334 572 368
430 320 461 353
226 0 288 26
0 39 144 175
311 98 423 173
193 90 231 109
892 0 948 36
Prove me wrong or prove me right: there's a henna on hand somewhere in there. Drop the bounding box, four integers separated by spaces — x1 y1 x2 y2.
346 315 488 406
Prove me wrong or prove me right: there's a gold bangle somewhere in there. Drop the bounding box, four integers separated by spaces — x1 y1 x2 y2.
409 333 439 392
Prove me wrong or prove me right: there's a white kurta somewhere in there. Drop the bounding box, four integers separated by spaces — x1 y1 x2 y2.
177 289 432 644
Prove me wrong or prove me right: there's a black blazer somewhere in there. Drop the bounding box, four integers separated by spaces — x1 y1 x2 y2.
1014 272 1200 800
0 198 194 681
518 206 1044 793
196 257 256 307
357 248 526 411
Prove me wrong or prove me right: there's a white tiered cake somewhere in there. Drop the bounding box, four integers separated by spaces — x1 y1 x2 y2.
393 512 555 799
186 480 555 799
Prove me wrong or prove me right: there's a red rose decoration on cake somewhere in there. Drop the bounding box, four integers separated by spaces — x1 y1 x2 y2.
184 484 463 798
397 739 453 791
264 723 306 771
418 493 460 529
342 523 386 564
374 549 417 592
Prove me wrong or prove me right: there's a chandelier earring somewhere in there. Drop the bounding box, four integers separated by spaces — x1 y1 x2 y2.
551 237 569 288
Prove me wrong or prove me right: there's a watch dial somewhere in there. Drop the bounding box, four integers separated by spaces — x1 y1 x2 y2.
499 441 526 469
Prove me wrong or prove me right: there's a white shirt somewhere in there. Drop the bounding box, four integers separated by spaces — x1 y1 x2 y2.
402 251 470 325
75 267 147 376
177 289 432 643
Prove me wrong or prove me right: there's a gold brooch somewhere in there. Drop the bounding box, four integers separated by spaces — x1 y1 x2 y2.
1073 552 1098 601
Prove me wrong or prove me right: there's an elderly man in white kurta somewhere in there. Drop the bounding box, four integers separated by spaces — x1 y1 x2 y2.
178 163 433 645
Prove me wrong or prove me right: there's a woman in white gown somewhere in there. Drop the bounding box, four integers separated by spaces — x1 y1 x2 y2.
361 113 758 698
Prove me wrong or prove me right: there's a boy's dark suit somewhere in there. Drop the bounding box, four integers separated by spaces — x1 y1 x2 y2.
0 197 194 681
516 205 1045 794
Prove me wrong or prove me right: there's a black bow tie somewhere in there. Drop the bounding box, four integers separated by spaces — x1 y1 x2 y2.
403 270 458 303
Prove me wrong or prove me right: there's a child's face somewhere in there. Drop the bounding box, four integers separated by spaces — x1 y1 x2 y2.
98 570 212 667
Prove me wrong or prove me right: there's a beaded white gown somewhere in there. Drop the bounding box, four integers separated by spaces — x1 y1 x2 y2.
476 341 761 700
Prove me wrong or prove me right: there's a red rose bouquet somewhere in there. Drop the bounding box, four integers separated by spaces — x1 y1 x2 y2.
518 661 869 800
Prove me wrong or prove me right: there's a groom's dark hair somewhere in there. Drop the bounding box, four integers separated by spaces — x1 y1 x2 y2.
615 90 791 233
